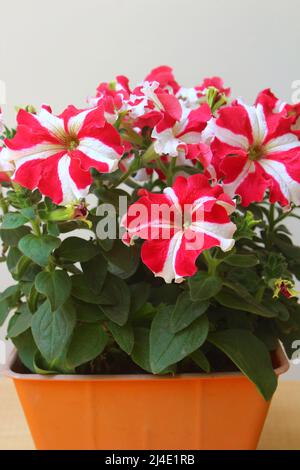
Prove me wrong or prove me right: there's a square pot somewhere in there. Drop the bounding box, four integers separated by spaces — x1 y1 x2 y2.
3 346 289 450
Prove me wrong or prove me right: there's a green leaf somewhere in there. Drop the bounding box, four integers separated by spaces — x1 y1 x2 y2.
130 283 151 315
71 274 113 305
19 282 33 297
0 286 20 325
6 247 22 273
150 306 209 374
73 300 105 323
7 306 32 338
99 274 131 326
103 240 140 279
208 329 278 401
170 292 209 333
190 349 210 373
35 270 71 311
27 284 39 313
216 287 276 318
0 285 20 302
0 299 11 327
188 273 222 301
108 321 134 354
56 237 98 262
33 351 60 374
20 207 36 220
1 212 28 230
274 237 300 260
150 283 182 306
12 329 37 373
131 302 157 325
47 221 60 237
0 226 31 247
67 323 108 368
31 300 76 365
81 254 107 294
224 254 258 267
267 299 289 321
131 327 151 372
19 234 61 267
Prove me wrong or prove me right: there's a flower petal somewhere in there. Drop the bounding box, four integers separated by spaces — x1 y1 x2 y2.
141 232 185 283
259 157 300 206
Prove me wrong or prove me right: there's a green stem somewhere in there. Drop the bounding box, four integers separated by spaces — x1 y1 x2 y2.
156 158 168 178
268 204 275 230
121 126 144 146
167 157 177 186
274 207 295 226
265 204 276 250
255 285 266 302
113 167 136 188
0 193 8 214
141 143 159 164
203 250 218 276
31 219 41 237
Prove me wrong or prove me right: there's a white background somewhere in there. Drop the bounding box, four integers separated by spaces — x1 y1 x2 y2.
0 0 299 378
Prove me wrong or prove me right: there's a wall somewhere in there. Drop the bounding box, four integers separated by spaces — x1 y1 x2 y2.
0 0 299 378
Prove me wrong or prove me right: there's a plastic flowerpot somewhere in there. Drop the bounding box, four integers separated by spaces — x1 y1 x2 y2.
3 346 289 450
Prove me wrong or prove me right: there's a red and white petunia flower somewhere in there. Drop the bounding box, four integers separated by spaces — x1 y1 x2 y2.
176 76 230 110
2 105 123 205
255 89 300 133
126 80 182 129
87 76 131 123
255 89 287 115
209 100 300 207
152 102 212 161
121 174 236 283
144 65 180 95
196 76 230 98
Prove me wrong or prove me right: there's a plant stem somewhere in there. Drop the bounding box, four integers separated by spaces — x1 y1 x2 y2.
141 143 159 164
31 219 41 237
114 167 135 187
156 158 168 178
203 250 218 276
0 193 8 214
167 157 177 186
121 126 144 146
268 204 275 230
274 207 295 226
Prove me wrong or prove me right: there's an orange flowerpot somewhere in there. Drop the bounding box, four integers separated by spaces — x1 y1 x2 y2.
3 347 289 450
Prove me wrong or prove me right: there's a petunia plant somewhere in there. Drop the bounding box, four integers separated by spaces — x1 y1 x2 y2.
1 66 300 400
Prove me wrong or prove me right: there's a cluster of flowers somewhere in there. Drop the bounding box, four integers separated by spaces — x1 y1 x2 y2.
1 66 300 284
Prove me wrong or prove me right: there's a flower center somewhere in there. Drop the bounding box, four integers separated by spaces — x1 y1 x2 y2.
63 133 80 151
183 220 191 230
248 144 264 161
67 138 79 151
183 213 192 230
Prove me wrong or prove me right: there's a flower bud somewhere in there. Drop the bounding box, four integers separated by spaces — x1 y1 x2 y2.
45 203 91 228
273 279 299 299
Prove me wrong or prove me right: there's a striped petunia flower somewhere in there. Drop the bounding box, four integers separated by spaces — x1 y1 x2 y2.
121 174 236 283
151 102 212 161
2 105 123 204
209 99 300 207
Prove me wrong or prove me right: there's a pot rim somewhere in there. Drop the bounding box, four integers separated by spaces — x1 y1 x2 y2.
1 343 290 382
